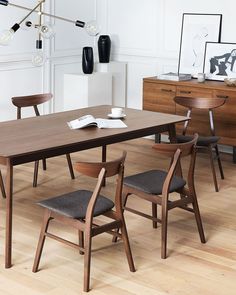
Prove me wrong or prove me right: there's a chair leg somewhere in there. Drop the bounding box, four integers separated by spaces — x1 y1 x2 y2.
208 146 219 192
0 170 6 199
215 145 224 179
161 196 168 259
120 217 135 272
112 192 129 243
66 154 75 180
191 191 206 244
33 161 39 188
32 210 52 272
79 230 84 255
152 203 158 229
42 158 47 171
83 231 92 292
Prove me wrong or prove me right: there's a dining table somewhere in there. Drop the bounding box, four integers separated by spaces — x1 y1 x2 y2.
0 105 188 268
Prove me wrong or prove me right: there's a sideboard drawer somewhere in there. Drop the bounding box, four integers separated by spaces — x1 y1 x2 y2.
213 90 236 100
176 86 212 98
213 90 236 144
143 82 176 114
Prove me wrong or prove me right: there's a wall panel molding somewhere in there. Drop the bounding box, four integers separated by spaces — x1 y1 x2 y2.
51 58 82 112
0 66 44 121
106 0 160 57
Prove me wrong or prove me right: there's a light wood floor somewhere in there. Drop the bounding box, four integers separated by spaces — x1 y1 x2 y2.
0 138 236 295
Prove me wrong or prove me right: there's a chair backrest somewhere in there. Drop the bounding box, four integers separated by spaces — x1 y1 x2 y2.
152 134 198 192
152 134 198 158
74 151 126 178
11 93 53 119
174 96 226 136
74 151 127 220
174 96 226 110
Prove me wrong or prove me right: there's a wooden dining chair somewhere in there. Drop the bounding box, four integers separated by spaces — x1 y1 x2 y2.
114 134 206 259
174 96 226 192
11 93 75 187
32 151 135 292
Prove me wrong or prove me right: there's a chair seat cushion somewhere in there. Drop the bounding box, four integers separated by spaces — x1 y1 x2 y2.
37 190 114 219
176 134 220 146
124 170 186 195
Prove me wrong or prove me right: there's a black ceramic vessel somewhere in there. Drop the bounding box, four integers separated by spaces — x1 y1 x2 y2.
98 35 111 63
82 47 94 74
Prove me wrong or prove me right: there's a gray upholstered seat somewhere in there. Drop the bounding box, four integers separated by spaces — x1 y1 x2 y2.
38 190 114 219
124 170 186 195
176 134 220 146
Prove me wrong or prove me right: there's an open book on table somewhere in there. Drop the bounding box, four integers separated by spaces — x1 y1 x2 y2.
67 115 127 129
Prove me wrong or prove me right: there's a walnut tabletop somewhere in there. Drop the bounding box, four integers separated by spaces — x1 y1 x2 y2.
0 104 188 269
0 105 188 165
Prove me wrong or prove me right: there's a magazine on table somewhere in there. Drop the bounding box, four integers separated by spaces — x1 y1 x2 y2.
67 114 127 129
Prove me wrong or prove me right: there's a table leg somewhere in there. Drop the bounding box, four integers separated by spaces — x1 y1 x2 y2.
233 146 236 164
168 123 177 143
5 160 13 268
155 134 161 143
102 145 107 163
102 145 107 186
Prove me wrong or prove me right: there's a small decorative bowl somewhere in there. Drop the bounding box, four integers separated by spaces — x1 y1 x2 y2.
224 78 236 87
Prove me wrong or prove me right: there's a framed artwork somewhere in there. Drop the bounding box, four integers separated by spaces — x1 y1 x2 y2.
203 42 236 81
178 13 222 77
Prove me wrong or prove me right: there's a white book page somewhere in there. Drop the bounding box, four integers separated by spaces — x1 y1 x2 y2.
67 115 127 129
67 115 96 129
95 118 127 128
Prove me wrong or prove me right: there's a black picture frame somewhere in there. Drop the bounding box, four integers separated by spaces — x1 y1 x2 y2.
177 13 222 77
203 42 236 81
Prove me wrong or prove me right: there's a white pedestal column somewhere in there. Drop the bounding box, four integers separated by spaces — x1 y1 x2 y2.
63 72 112 111
96 61 127 107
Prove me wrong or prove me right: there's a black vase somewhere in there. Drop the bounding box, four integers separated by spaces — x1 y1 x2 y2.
98 35 111 63
82 47 94 74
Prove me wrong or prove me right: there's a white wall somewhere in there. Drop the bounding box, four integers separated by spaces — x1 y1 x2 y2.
96 0 236 109
1 0 236 121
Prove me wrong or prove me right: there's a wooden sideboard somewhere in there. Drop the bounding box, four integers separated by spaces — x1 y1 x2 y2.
143 77 236 160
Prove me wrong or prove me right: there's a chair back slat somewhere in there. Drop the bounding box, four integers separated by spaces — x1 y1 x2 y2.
74 151 127 178
152 134 198 157
12 93 53 108
174 96 226 110
12 93 53 119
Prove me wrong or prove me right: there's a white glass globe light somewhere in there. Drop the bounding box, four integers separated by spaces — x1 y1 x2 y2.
32 49 45 67
84 20 100 36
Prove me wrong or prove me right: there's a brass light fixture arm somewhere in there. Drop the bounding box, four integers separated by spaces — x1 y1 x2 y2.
7 1 83 26
16 0 45 26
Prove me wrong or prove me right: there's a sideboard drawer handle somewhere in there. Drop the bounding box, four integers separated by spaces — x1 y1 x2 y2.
180 90 191 94
161 89 173 93
216 95 229 99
